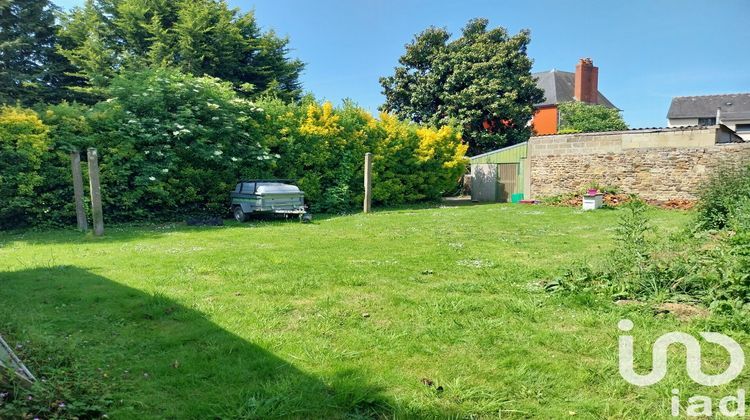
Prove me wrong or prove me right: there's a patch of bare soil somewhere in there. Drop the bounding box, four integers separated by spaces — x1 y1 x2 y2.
614 299 643 306
646 199 696 210
655 302 709 321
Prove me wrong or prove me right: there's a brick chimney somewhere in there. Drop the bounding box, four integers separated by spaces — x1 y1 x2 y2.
574 58 598 104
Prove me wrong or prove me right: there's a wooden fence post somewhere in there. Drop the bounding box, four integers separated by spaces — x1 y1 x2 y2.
70 151 88 232
87 148 104 236
363 152 372 213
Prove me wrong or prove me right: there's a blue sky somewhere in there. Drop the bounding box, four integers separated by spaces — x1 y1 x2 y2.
55 0 749 128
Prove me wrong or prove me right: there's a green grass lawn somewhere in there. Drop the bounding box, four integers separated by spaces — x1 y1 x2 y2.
1 204 748 418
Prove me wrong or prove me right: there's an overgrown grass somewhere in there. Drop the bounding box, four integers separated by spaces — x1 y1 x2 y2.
696 164 750 230
1 204 747 418
550 166 750 324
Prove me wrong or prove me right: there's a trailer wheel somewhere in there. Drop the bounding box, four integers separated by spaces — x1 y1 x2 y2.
233 206 247 222
300 213 312 223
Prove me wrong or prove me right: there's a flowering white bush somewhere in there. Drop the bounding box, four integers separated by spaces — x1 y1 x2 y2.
84 68 274 220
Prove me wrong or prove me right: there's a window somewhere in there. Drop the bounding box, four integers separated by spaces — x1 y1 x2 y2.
735 123 750 132
240 182 256 193
698 117 716 126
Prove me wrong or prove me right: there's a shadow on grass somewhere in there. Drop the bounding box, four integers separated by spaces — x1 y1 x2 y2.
0 199 506 247
0 215 328 246
0 266 395 418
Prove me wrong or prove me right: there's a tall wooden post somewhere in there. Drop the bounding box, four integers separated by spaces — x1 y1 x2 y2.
70 151 88 232
87 148 104 236
363 152 372 213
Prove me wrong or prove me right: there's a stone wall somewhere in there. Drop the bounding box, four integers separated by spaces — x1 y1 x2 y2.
528 127 750 201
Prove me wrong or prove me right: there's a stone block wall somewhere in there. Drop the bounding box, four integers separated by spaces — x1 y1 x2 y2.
528 127 750 201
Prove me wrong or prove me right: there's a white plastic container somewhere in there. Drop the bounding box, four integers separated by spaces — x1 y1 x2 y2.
582 194 603 211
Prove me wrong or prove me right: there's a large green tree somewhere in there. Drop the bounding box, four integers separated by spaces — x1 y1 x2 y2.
380 18 544 155
0 0 80 105
557 101 628 133
58 0 304 101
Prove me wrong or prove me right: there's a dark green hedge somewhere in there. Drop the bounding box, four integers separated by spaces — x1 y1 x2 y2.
1 68 468 229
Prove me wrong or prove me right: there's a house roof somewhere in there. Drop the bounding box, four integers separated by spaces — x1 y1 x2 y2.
469 141 527 161
667 93 750 120
532 70 617 109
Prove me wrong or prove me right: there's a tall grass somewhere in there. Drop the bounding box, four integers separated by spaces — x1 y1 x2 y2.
550 166 750 325
696 164 750 230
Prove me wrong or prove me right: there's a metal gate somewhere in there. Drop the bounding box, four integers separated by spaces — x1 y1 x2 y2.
471 163 518 202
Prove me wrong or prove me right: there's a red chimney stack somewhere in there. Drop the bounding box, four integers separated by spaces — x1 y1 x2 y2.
574 58 598 104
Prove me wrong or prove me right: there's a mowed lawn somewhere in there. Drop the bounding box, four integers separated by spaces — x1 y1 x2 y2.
1 204 746 418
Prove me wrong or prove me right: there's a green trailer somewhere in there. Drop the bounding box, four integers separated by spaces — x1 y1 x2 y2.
230 180 311 222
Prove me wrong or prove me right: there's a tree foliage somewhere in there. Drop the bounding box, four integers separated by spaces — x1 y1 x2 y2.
0 68 274 227
86 67 273 221
0 0 80 105
380 18 544 155
0 69 468 228
57 0 304 101
557 101 628 133
0 2 473 228
260 97 468 213
0 106 50 228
